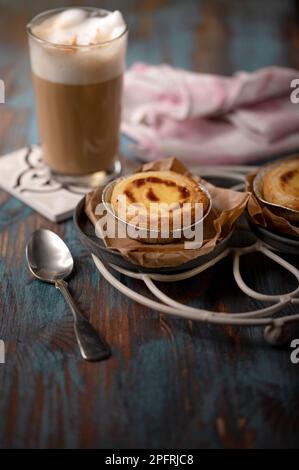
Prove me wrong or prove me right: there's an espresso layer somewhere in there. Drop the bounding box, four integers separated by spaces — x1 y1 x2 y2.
34 74 123 175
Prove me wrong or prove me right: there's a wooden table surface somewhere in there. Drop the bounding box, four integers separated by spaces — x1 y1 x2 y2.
1 0 299 449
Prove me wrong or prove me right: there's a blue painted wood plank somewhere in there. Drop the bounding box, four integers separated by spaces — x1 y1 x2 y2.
0 0 299 450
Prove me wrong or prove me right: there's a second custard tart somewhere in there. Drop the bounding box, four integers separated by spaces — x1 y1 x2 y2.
263 157 299 212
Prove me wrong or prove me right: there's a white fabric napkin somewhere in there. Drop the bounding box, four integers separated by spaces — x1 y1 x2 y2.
122 64 299 165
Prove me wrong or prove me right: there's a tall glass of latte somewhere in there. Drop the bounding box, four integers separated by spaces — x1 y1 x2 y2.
27 7 128 187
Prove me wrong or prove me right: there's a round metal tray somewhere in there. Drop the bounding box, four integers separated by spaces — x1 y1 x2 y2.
247 216 299 255
73 169 299 343
74 196 233 274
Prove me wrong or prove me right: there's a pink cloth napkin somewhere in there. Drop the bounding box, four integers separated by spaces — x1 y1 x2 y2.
121 63 299 165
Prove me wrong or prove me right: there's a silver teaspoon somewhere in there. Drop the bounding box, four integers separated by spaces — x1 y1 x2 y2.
26 229 111 361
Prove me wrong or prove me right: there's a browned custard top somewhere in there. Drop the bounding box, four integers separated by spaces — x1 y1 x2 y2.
110 170 210 227
121 175 191 205
263 157 299 211
280 168 299 186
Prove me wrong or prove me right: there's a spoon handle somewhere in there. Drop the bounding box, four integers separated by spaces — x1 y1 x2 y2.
56 280 111 361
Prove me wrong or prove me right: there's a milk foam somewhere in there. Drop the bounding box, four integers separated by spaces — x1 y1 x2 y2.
28 9 127 84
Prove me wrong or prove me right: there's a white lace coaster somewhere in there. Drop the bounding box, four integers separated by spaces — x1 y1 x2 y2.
0 145 88 222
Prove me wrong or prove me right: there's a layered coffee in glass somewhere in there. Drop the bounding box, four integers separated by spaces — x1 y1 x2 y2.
27 7 128 186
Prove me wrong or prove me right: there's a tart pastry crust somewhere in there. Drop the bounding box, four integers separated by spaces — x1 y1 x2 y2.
263 158 299 211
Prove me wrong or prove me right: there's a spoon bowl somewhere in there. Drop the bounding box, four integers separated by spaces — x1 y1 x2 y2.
26 229 74 282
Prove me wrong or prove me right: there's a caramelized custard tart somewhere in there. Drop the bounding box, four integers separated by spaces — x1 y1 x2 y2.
110 170 210 230
263 158 299 212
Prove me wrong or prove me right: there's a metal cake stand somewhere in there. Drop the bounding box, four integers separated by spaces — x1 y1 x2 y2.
76 165 299 346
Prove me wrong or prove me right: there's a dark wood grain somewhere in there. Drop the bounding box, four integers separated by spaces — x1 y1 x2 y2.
0 0 299 449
